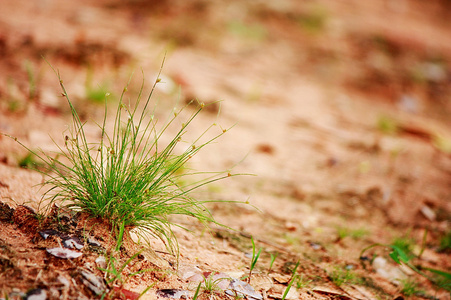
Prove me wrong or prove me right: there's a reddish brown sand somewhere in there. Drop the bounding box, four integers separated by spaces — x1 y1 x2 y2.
0 1 450 299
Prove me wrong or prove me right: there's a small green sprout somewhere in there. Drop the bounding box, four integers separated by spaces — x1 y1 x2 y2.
336 226 369 240
295 274 312 289
192 282 202 300
282 260 300 300
246 237 262 283
24 60 37 100
400 278 422 296
268 252 278 274
329 266 359 287
202 275 226 294
100 251 156 299
360 239 451 294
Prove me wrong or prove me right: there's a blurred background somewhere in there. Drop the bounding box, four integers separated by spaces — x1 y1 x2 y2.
1 0 450 118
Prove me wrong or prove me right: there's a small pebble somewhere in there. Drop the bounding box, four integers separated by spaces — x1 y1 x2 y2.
95 256 107 269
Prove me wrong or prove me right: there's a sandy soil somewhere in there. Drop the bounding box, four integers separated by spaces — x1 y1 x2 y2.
0 0 450 299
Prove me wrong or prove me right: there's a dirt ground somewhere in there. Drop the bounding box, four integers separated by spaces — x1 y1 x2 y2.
0 0 450 299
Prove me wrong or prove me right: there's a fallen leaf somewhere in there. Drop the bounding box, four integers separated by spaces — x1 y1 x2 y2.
57 275 71 289
420 205 436 221
225 279 263 300
46 247 82 259
87 237 102 247
62 236 84 250
80 269 107 295
39 229 60 240
178 264 203 281
95 255 107 269
270 273 291 284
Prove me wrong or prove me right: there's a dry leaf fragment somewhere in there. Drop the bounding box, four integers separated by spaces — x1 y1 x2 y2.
87 237 102 247
26 288 47 300
420 205 436 221
80 269 107 295
95 255 107 269
270 273 291 284
179 265 203 281
46 247 82 259
57 275 71 289
62 236 84 250
225 279 263 300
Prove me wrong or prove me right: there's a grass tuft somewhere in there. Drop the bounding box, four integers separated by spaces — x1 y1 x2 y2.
4 61 241 254
329 266 360 287
400 278 423 297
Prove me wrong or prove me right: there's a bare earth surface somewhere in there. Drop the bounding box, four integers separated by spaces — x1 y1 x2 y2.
0 1 450 299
